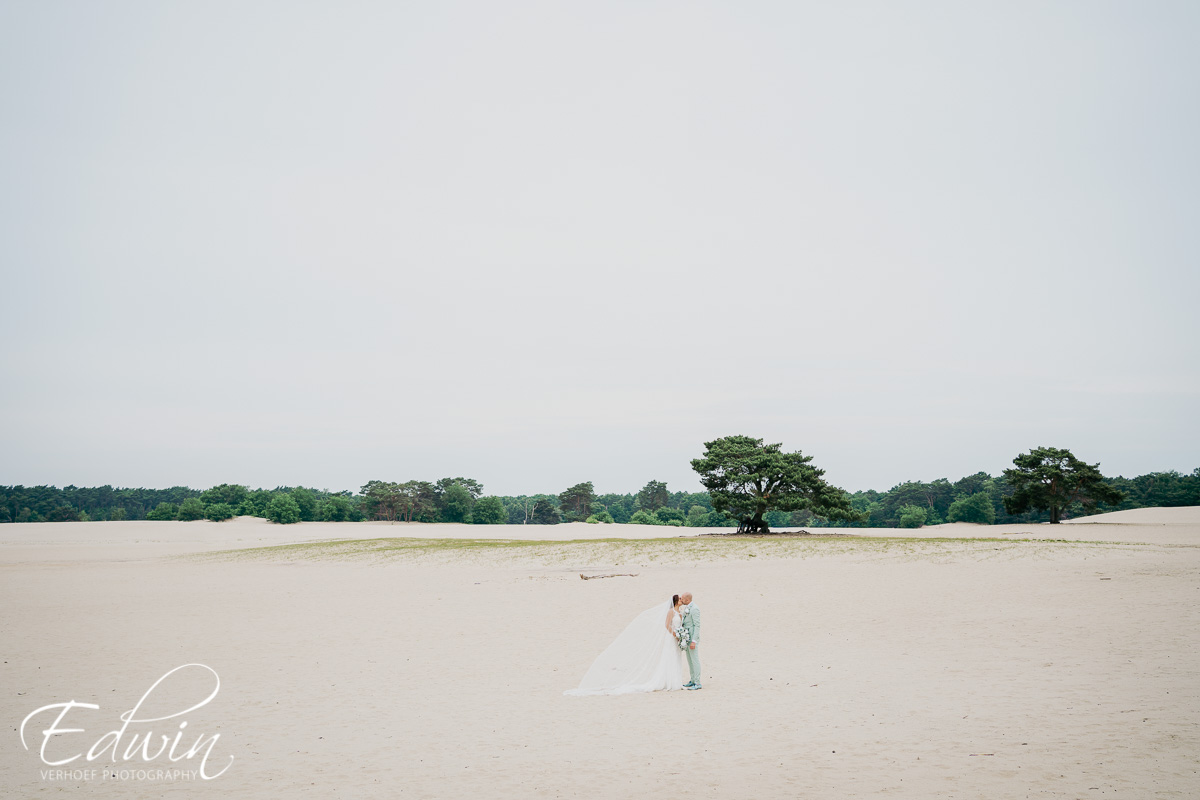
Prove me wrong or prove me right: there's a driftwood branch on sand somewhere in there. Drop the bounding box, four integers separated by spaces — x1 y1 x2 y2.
579 572 639 580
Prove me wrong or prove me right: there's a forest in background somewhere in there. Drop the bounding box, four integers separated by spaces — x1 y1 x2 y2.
2 467 1197 528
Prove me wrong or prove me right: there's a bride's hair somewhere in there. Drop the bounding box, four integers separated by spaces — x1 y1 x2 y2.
672 594 680 607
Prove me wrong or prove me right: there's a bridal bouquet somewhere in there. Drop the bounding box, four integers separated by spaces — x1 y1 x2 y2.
674 627 691 651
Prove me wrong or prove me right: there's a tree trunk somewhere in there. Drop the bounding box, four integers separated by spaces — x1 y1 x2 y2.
754 501 770 533
1049 477 1060 523
738 508 770 534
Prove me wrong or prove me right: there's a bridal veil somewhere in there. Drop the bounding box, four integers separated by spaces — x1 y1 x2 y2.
564 599 682 696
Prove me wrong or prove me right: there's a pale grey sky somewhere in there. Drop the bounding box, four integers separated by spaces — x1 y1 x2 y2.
1 1 1197 497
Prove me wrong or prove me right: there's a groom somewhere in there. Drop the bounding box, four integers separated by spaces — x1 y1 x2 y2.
680 592 702 690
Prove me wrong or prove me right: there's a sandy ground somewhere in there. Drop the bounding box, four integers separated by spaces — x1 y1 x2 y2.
1 509 1197 798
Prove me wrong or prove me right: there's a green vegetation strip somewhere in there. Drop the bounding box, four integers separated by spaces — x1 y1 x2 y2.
181 534 1152 566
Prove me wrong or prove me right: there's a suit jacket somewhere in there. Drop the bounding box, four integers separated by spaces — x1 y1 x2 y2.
681 604 700 643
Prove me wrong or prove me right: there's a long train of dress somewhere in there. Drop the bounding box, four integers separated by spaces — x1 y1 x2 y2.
564 600 685 696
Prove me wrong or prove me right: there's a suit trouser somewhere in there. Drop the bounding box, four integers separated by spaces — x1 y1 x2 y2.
686 645 701 684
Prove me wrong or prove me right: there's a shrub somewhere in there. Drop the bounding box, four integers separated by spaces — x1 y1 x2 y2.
109 507 128 521
654 507 685 524
205 503 235 522
290 488 318 521
685 505 709 526
629 510 658 525
238 489 274 517
146 502 179 521
319 495 359 522
585 510 615 524
177 497 207 521
266 493 301 524
898 504 928 528
947 493 996 525
471 496 506 525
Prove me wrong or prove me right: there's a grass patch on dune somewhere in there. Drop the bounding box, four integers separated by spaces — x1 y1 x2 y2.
181 533 1150 567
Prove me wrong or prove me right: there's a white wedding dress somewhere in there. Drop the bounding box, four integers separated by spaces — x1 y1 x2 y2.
564 600 686 696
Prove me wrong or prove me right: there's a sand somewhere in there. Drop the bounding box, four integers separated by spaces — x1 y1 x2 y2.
2 509 1198 798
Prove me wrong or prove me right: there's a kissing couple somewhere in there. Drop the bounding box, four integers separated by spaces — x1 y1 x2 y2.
564 592 702 696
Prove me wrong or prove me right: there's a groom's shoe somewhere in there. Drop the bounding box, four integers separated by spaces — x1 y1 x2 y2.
682 682 695 689
685 683 702 690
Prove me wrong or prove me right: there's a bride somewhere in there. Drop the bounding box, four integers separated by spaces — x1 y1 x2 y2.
564 594 686 696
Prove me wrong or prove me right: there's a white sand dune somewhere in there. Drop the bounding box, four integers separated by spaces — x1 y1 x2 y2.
5 505 1198 567
2 514 1198 798
1062 505 1200 525
0 517 727 565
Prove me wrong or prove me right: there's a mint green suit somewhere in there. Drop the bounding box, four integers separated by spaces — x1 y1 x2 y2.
681 604 701 685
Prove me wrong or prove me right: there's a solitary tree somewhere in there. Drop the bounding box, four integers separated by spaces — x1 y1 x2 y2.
1002 446 1125 523
690 435 858 533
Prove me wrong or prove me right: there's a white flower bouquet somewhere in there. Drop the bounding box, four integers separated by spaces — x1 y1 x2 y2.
674 626 691 651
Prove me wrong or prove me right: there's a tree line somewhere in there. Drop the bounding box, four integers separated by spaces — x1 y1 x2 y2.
3 442 1196 527
0 484 364 524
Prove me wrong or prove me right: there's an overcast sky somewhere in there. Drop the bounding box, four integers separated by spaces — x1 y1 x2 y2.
1 1 1197 497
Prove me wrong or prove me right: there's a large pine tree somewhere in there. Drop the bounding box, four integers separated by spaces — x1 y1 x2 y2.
1002 446 1125 523
690 435 858 533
